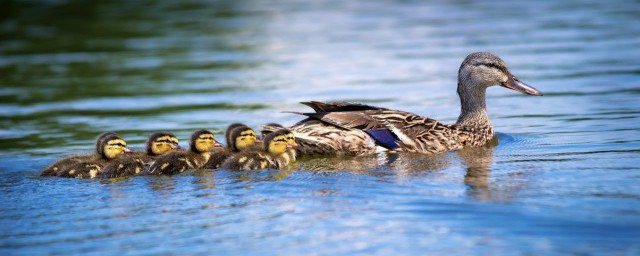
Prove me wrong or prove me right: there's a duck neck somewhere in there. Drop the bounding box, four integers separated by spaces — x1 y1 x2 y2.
455 83 492 129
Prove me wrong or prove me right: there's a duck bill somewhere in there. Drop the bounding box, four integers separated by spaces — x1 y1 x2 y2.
286 144 294 150
501 75 543 96
124 148 132 153
213 142 224 148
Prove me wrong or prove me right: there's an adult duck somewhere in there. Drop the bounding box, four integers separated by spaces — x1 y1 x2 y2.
271 52 543 156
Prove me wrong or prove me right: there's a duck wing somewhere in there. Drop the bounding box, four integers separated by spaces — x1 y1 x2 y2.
143 152 190 175
300 101 386 113
301 110 385 131
100 153 149 178
297 101 460 153
366 110 461 153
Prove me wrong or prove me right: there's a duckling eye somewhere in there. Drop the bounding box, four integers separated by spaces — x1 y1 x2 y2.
109 142 126 147
199 136 214 141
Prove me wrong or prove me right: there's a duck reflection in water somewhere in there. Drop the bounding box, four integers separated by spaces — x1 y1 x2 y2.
459 137 498 202
136 137 507 201
297 137 503 201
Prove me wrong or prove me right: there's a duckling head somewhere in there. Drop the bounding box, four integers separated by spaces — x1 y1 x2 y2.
190 129 222 153
99 134 130 160
95 132 118 155
225 123 249 148
263 129 293 156
458 52 542 97
229 126 257 151
147 132 180 156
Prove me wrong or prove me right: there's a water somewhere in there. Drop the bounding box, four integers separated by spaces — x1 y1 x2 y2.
2 0 640 254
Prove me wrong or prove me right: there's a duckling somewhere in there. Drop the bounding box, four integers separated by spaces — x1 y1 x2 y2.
261 123 298 162
54 133 130 178
143 129 222 175
203 125 258 169
41 132 118 176
222 129 296 171
99 132 180 178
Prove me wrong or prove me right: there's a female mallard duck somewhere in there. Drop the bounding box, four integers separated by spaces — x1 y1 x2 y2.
269 52 543 156
203 124 258 169
142 129 222 175
99 132 180 178
49 133 130 178
222 129 297 171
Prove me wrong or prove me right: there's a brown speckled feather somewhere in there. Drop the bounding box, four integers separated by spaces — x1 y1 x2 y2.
41 154 94 176
203 148 233 169
99 152 151 178
142 151 209 175
287 102 494 155
221 149 277 171
55 157 106 179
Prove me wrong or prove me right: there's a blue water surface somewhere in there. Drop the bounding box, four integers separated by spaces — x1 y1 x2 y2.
1 0 640 255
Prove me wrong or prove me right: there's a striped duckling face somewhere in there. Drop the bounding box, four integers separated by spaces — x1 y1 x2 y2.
232 127 257 151
101 135 130 160
264 129 294 156
148 132 180 156
191 129 223 153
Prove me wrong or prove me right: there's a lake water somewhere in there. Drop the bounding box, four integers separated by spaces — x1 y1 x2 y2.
1 0 640 255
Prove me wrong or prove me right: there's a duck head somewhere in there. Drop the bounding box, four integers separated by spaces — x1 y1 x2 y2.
228 126 257 151
98 133 130 160
147 132 180 156
224 123 249 148
190 129 222 153
458 52 542 96
263 129 294 156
